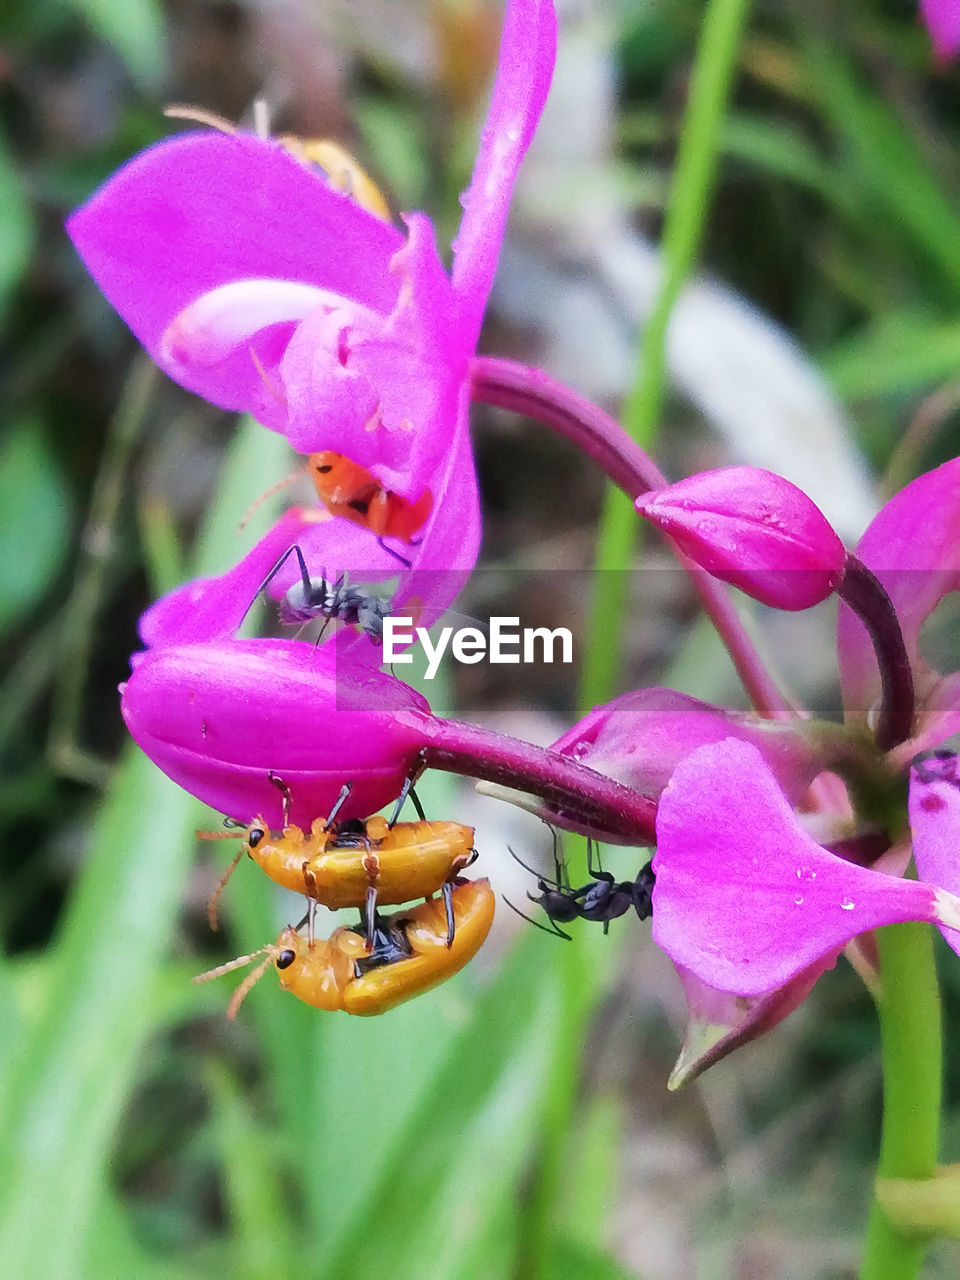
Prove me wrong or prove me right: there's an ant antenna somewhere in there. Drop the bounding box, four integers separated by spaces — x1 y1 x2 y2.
164 105 238 134
377 537 412 568
324 781 353 830
507 844 562 891
268 772 293 825
502 896 571 942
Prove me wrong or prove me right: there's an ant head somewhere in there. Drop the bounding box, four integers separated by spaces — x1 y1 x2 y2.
531 886 581 924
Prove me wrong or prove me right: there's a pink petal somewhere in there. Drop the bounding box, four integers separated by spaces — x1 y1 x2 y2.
921 0 960 60
910 751 960 957
652 738 958 996
451 0 557 345
668 960 828 1088
636 467 846 610
280 214 465 496
838 458 960 720
67 131 404 371
121 638 432 827
551 687 826 805
138 508 405 648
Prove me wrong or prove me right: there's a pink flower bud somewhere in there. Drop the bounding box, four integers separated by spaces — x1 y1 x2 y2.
120 638 432 827
636 467 846 610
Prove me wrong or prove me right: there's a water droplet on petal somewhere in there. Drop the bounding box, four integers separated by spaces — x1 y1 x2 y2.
796 866 817 882
840 899 855 911
793 894 804 906
571 740 590 761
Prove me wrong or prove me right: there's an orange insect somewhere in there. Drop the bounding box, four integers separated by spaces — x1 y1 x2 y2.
200 786 476 947
308 452 433 549
194 878 495 1018
163 105 391 222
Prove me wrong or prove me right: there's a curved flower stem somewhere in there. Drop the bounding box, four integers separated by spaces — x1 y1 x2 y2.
860 921 942 1280
839 555 915 751
470 355 790 720
406 711 657 844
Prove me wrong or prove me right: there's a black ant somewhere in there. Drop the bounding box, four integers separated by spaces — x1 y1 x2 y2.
249 543 392 643
506 834 655 940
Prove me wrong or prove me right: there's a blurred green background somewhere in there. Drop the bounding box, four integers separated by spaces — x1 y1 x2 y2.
2 0 960 1276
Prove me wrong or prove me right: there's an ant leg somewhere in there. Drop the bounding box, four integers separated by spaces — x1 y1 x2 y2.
442 880 456 948
364 886 379 951
377 537 412 568
324 781 353 830
586 837 606 880
502 896 572 941
268 771 293 825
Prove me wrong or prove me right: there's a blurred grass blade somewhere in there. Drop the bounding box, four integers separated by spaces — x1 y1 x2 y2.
0 420 72 640
0 747 200 1275
318 932 562 1278
804 42 960 297
0 415 293 1275
204 1063 301 1278
0 129 34 322
826 311 960 399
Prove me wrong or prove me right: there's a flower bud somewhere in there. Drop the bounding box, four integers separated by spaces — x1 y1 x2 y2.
636 467 846 610
121 638 432 826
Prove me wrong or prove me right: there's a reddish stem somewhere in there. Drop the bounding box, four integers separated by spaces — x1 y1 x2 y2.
470 355 792 721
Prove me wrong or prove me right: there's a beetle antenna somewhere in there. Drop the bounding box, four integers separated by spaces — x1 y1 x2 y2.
196 827 245 842
238 462 304 531
226 955 276 1020
206 848 246 932
193 944 272 984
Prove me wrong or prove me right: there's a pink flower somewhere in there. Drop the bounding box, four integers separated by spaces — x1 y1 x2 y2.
121 636 433 828
652 739 960 999
838 457 960 753
635 467 847 610
921 0 960 61
67 0 557 577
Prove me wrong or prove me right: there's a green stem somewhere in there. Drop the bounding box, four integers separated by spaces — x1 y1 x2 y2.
860 922 942 1280
580 0 752 711
521 1 753 1274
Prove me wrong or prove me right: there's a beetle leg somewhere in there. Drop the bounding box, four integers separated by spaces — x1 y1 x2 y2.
268 771 293 826
324 781 353 830
364 886 379 951
442 879 456 948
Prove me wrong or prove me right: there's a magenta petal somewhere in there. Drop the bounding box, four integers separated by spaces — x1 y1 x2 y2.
921 0 960 60
636 467 846 610
910 752 960 957
67 132 403 367
121 639 432 827
138 509 405 649
668 960 828 1087
451 0 557 345
838 459 960 720
653 739 952 996
551 688 826 805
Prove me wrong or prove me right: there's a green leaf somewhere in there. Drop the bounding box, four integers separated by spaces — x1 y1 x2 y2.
0 129 34 318
0 421 72 639
825 312 960 399
59 0 166 89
